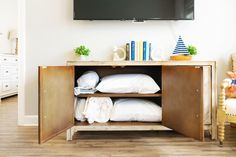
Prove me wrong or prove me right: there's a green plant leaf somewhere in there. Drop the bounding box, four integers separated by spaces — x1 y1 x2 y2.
74 45 90 56
187 45 197 55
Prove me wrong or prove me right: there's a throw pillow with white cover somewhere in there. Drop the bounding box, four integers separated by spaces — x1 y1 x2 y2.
110 98 162 122
96 74 160 94
77 71 99 89
74 98 86 122
83 97 113 124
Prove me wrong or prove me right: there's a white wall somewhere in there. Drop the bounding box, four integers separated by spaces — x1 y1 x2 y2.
0 0 17 53
22 0 236 117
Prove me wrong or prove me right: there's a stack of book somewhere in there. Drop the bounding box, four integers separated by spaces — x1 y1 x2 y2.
126 41 152 61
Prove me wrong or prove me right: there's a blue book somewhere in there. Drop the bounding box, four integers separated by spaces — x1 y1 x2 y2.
131 41 135 61
143 41 147 61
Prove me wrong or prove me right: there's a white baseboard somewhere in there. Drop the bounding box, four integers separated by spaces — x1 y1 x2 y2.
18 115 38 126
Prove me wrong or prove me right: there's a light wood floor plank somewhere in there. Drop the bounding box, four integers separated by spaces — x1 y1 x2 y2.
0 96 236 157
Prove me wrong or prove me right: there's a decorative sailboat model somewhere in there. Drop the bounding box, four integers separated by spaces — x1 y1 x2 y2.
170 36 192 61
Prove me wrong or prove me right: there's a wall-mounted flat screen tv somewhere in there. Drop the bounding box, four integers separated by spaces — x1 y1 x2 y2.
74 0 194 20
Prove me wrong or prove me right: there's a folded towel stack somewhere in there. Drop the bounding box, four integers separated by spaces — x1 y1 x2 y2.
74 97 113 124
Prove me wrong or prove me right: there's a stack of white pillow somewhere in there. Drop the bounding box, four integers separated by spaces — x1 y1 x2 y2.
75 71 162 124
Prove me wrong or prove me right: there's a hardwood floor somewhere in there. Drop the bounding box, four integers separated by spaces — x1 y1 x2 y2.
1 96 236 157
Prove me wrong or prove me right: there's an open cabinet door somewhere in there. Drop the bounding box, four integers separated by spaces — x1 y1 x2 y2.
162 66 204 140
39 66 74 144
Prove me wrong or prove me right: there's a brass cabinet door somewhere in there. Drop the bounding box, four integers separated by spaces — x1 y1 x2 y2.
38 66 74 144
162 66 204 140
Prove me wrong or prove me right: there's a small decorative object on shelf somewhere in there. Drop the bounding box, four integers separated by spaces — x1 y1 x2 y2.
170 36 192 61
113 46 126 61
74 45 90 61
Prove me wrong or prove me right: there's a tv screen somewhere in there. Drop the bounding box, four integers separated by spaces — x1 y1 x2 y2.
74 0 194 20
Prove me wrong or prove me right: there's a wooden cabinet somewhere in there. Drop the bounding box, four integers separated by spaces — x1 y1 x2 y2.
38 61 216 144
0 54 18 101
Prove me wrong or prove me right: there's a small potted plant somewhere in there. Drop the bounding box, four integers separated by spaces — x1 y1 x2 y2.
187 45 197 60
74 45 90 61
187 45 197 56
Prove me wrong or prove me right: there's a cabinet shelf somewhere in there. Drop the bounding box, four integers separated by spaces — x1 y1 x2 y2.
73 121 171 131
78 92 162 98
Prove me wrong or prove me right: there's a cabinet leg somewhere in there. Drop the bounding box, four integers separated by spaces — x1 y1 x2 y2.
66 129 72 141
71 129 75 140
66 128 75 141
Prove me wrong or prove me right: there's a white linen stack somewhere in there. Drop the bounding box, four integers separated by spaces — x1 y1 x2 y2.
74 71 99 96
74 98 86 122
75 97 113 124
74 87 97 95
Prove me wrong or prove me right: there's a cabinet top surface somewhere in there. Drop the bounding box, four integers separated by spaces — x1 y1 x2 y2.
67 61 216 66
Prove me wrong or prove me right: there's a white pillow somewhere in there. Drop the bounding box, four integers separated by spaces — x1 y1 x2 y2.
110 98 162 122
74 98 86 122
77 71 99 89
226 98 236 115
96 74 160 94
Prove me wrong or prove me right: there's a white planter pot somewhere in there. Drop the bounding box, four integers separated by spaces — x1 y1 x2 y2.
79 55 88 61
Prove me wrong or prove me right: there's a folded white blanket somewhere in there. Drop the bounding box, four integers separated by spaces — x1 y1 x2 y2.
74 98 86 122
83 97 113 124
74 87 97 96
